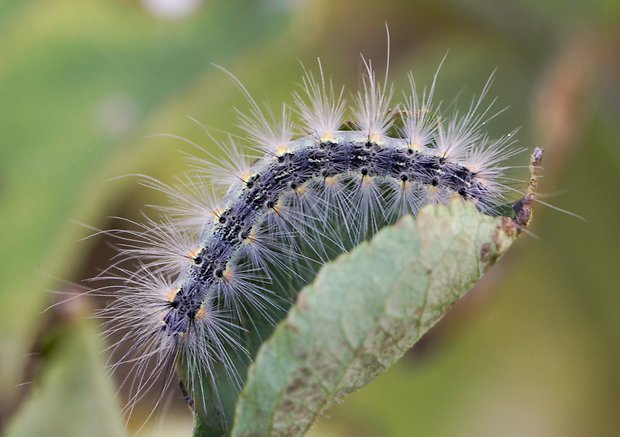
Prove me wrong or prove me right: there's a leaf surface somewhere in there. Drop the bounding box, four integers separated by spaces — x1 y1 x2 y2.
230 200 517 436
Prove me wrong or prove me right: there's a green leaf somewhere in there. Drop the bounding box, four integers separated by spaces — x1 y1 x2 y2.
230 200 518 436
6 318 124 437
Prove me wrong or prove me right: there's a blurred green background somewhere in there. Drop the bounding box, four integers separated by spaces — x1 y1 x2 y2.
1 0 619 435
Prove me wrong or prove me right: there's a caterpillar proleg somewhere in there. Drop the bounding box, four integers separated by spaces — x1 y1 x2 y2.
93 54 540 433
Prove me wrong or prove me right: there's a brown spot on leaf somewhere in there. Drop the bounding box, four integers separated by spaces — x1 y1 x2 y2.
285 367 312 396
479 242 496 267
296 291 311 311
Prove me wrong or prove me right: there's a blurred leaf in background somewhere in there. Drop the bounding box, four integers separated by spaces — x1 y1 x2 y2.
0 0 294 429
7 316 124 437
1 0 619 435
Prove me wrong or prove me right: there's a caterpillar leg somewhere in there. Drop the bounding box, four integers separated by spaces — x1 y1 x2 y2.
179 380 195 413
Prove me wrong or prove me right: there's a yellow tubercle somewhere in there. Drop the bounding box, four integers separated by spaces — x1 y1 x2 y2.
275 144 290 156
187 247 201 260
295 182 308 196
272 197 286 215
240 171 255 184
409 142 421 151
324 176 339 187
320 132 335 143
246 227 258 245
223 264 234 282
212 207 225 222
362 175 375 186
195 305 207 320
427 185 439 197
369 132 383 144
166 287 180 302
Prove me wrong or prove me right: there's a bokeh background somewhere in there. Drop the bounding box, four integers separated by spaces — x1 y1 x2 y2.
1 0 619 436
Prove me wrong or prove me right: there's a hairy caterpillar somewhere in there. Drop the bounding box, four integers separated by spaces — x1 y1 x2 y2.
93 54 539 432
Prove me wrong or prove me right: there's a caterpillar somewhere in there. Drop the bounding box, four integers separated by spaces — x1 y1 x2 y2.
94 55 536 432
